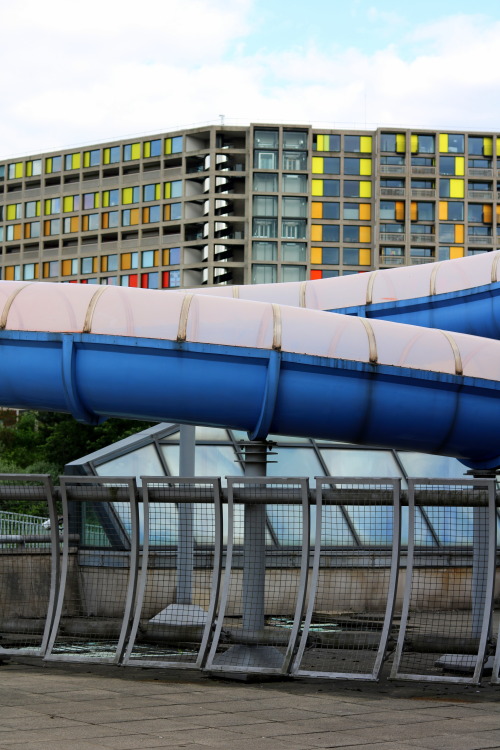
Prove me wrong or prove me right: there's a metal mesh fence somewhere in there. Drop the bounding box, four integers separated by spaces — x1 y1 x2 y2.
206 478 309 675
293 478 400 680
45 477 139 664
123 478 222 668
0 475 58 657
391 479 496 685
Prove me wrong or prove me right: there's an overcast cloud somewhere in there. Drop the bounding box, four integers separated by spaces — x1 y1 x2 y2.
1 0 499 159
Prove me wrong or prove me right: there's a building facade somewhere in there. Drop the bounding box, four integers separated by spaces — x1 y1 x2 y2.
0 124 497 288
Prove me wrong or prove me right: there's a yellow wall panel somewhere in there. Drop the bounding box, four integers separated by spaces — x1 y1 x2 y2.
359 248 371 265
439 134 448 152
359 181 372 198
165 138 172 155
70 217 79 232
6 205 16 221
410 134 418 153
450 179 464 198
13 225 21 240
122 188 133 204
130 208 139 225
311 247 322 264
396 134 406 153
103 148 110 165
155 184 161 200
438 201 448 221
311 202 322 219
410 202 417 221
164 182 171 199
101 257 108 272
154 250 159 266
5 267 14 281
143 142 151 158
311 179 323 196
395 201 405 221
450 246 464 259
312 157 324 174
484 137 493 156
316 134 325 151
63 196 73 212
93 258 98 273
360 136 372 153
131 143 141 160
311 225 322 242
62 259 72 276
359 226 371 243
455 156 465 175
483 204 493 223
164 205 171 221
73 153 81 169
359 203 371 221
121 253 131 270
454 224 464 243
15 163 23 178
360 159 372 176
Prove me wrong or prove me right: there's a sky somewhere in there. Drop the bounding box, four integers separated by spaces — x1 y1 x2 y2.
2 0 500 159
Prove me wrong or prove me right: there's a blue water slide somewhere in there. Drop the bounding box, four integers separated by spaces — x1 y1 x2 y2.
1 267 500 470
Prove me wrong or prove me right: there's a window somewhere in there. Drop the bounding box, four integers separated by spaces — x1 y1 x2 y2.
64 152 81 170
165 136 182 154
143 205 160 223
322 247 339 264
253 241 277 261
312 156 339 175
343 247 371 265
410 247 434 257
312 201 339 220
282 197 307 218
283 151 307 170
439 224 455 242
44 219 61 236
411 179 434 189
381 178 404 188
44 198 60 215
469 158 492 168
103 146 120 164
469 225 491 236
164 180 182 198
414 134 435 154
322 225 340 242
343 226 359 242
254 151 278 170
43 261 59 278
123 142 141 161
61 258 79 276
254 130 278 149
282 265 306 282
63 217 79 233
97 190 116 209
122 208 140 226
253 173 278 192
120 274 139 287
313 134 340 152
343 203 370 221
253 195 278 216
81 257 94 274
344 180 372 198
83 149 100 167
45 156 62 173
312 179 340 197
24 221 40 239
441 133 464 153
447 202 464 221
468 204 485 223
165 247 180 265
140 272 159 289
102 211 119 229
380 133 397 152
83 192 99 210
26 159 42 176
8 162 23 179
252 218 277 238
63 195 81 212
344 135 371 153
282 242 306 262
143 183 160 202
144 139 161 158
82 213 99 231
411 224 433 234
164 203 181 221
415 202 434 221
252 264 277 284
380 201 396 220
381 155 405 165
344 158 372 176
282 219 306 239
142 250 156 268
283 131 307 150
282 174 307 192
440 156 457 175
122 186 140 205
470 181 491 191
6 203 22 220
440 179 464 198
121 252 139 270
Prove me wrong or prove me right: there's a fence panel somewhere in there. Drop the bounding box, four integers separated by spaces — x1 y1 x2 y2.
391 479 496 684
0 475 59 657
206 478 310 676
293 478 401 680
45 476 139 664
123 477 222 668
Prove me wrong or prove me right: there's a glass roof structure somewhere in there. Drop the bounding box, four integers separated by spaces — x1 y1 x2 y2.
66 423 484 549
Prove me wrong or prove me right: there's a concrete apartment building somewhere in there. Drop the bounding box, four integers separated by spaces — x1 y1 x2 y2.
0 124 496 289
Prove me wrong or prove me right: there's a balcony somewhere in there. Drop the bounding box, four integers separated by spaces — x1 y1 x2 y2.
411 256 435 265
469 167 493 178
467 235 492 245
380 187 405 197
411 188 436 198
380 232 405 242
379 164 405 175
379 255 405 266
410 233 435 243
411 166 436 175
468 190 493 201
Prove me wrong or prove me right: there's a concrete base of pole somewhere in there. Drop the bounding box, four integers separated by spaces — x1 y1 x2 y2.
149 604 207 626
211 644 285 679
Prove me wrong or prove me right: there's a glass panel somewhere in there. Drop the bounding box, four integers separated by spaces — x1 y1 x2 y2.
195 426 229 440
283 131 307 150
282 242 306 261
266 447 322 484
254 129 278 149
253 173 278 192
344 506 393 546
424 507 473 546
161 444 243 485
282 197 307 218
282 174 307 192
252 241 277 260
96 444 164 479
320 449 402 478
397 452 468 479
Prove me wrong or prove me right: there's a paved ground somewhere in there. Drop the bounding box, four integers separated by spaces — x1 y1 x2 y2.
0 658 499 750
